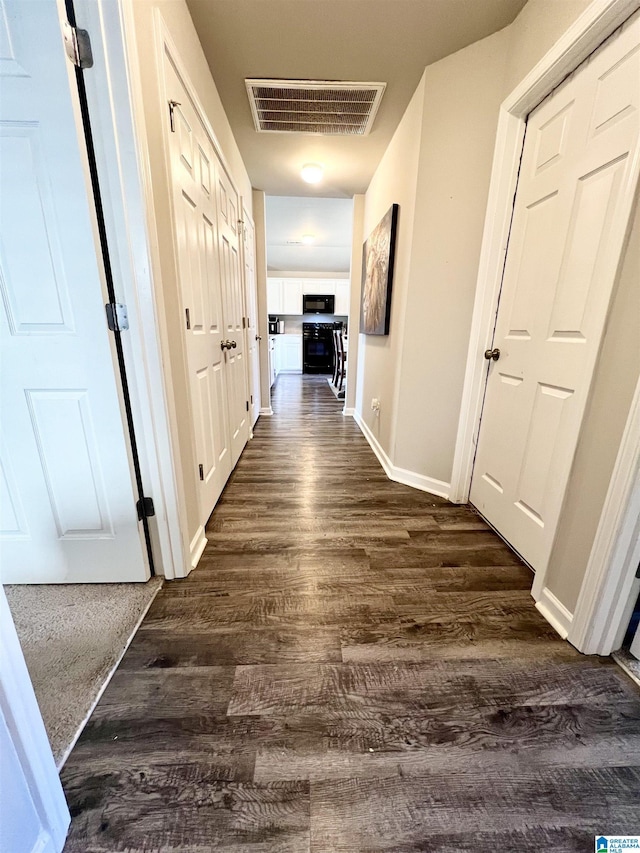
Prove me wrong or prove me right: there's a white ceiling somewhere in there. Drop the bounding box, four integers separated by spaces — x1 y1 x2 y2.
185 0 527 197
266 196 353 272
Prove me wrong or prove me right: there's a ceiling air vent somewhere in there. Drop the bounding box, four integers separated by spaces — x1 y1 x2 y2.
245 79 386 136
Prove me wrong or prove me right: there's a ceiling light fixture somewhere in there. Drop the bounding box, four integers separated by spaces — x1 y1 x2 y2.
302 234 315 245
301 163 323 184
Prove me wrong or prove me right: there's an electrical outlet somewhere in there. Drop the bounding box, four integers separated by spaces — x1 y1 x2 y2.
371 398 380 416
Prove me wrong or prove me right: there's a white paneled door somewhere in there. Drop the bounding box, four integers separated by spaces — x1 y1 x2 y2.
217 164 249 468
0 0 148 582
242 208 261 426
166 59 232 520
164 54 249 528
470 14 640 573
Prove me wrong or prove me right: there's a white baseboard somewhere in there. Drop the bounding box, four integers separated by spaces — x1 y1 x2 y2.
353 411 451 500
391 463 450 499
189 525 207 571
342 407 355 416
535 587 573 640
259 407 273 416
353 409 393 477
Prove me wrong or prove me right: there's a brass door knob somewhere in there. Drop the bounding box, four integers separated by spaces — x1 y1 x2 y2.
230 340 237 348
220 340 231 350
255 335 262 341
484 348 500 361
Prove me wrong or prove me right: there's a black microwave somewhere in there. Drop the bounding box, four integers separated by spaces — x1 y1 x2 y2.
303 294 335 314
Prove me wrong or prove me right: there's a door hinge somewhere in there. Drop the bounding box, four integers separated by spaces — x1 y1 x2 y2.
62 21 94 69
168 100 181 133
199 464 204 481
185 307 191 330
250 394 253 404
246 400 249 412
105 303 129 332
242 316 246 329
136 496 155 521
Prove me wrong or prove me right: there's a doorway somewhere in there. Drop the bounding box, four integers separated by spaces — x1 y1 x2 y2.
264 196 353 405
468 13 640 579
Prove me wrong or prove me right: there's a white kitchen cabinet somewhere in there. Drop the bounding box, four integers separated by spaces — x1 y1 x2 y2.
334 280 350 316
267 278 283 314
276 334 303 373
282 279 303 315
302 280 335 296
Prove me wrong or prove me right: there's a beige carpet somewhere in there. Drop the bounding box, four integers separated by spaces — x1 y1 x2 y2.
4 578 162 766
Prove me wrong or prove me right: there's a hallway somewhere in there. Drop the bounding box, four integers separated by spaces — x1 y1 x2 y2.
61 376 640 851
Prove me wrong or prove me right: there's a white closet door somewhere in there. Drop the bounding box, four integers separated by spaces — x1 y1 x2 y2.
242 209 261 425
470 15 640 572
164 60 231 523
0 0 148 582
216 164 249 468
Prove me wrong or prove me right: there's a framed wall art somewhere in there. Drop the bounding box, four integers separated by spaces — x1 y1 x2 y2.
360 203 398 336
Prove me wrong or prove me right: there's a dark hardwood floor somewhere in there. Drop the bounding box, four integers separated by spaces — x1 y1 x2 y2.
62 375 640 852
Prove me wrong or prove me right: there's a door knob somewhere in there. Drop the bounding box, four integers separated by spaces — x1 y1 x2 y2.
230 340 237 348
255 335 262 341
220 340 231 350
484 348 500 361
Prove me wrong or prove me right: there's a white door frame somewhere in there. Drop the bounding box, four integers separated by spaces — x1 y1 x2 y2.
568 375 640 654
0 586 70 852
72 0 188 579
449 0 640 650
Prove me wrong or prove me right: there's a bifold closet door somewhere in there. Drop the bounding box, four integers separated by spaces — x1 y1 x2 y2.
164 60 232 523
216 166 249 467
470 13 640 573
242 209 261 426
164 55 249 526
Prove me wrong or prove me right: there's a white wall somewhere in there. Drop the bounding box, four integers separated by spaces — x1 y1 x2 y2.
356 75 426 453
354 0 601 494
394 29 510 485
129 0 252 558
505 0 593 90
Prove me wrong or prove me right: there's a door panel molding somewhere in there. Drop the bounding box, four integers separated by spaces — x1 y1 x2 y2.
450 0 640 649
